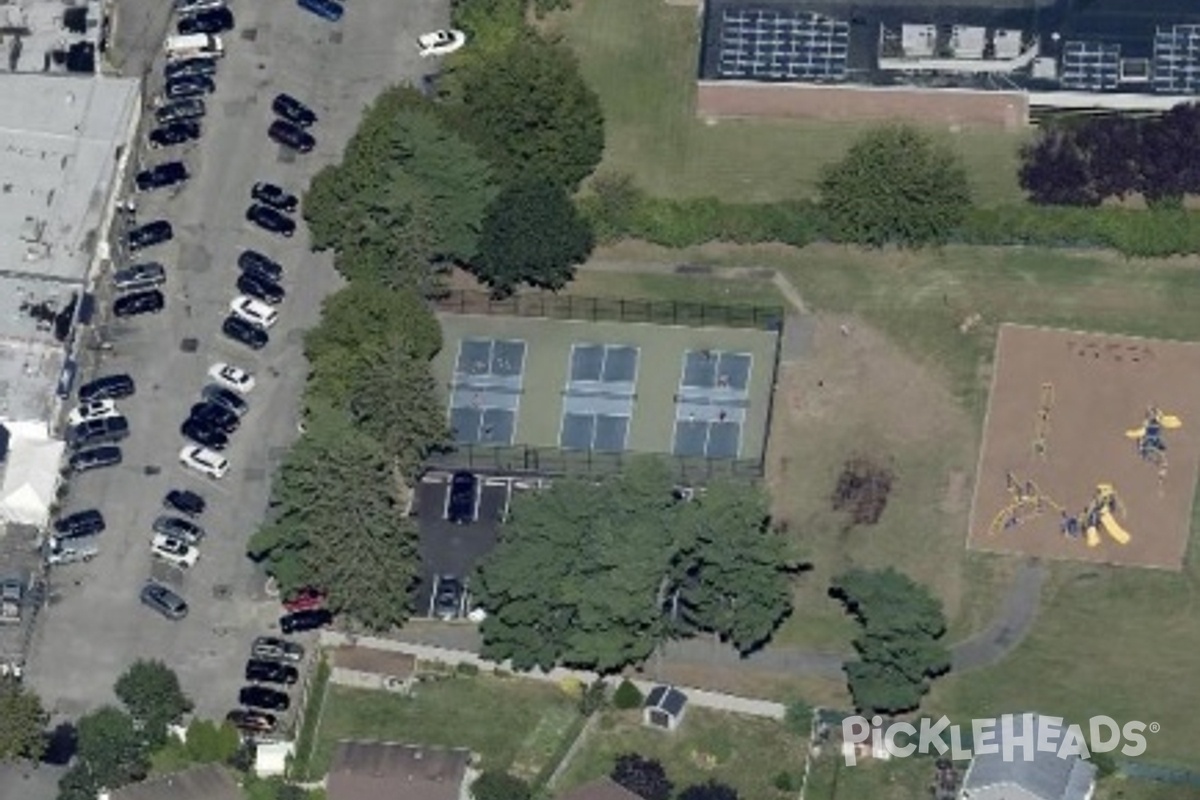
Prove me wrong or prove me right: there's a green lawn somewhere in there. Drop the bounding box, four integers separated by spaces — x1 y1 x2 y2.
555 708 808 799
550 0 1028 206
310 675 579 777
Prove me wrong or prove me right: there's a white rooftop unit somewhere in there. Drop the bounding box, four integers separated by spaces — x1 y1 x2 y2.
951 25 986 59
902 23 936 57
994 28 1023 59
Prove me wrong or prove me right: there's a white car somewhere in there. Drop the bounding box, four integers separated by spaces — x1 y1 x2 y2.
68 399 120 426
418 29 466 57
230 296 279 329
151 534 199 569
208 363 256 394
179 445 229 479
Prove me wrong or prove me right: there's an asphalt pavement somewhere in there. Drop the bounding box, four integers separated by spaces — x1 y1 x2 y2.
26 0 451 723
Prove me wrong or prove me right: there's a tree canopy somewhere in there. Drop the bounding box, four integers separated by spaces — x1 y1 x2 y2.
678 781 739 800
62 707 149 799
473 459 795 671
830 567 950 714
819 125 971 247
114 660 193 745
474 180 595 294
610 754 673 800
0 677 46 761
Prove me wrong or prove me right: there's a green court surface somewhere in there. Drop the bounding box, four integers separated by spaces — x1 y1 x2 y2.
433 313 779 463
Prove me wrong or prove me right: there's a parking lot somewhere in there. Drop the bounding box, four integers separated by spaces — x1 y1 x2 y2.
25 0 450 721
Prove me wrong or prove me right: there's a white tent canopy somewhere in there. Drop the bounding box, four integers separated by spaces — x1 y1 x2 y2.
0 420 65 527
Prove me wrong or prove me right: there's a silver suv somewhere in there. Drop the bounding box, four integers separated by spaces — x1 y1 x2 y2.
112 262 166 292
140 582 188 620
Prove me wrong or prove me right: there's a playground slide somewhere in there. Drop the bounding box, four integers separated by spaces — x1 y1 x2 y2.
1099 510 1131 545
1162 414 1183 429
1085 526 1100 548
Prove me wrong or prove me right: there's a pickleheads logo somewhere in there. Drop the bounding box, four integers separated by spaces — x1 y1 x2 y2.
841 713 1154 766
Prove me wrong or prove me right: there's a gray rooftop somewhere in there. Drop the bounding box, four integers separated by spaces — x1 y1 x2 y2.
1 0 105 74
108 764 243 800
0 73 140 285
962 714 1098 800
0 335 65 422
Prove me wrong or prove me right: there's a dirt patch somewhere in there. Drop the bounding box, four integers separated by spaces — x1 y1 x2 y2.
968 324 1200 570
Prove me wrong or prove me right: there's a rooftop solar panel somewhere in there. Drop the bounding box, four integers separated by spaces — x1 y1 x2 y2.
716 7 849 82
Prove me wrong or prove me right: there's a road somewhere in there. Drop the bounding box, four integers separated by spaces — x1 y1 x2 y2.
27 0 451 722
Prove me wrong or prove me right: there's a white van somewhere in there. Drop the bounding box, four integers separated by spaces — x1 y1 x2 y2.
164 33 224 60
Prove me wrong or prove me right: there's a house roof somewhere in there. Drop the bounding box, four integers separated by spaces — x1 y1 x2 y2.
557 777 645 800
644 685 688 716
962 714 1098 800
327 741 471 800
107 764 241 800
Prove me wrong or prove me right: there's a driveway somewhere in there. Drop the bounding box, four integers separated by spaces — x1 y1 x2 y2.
26 0 452 721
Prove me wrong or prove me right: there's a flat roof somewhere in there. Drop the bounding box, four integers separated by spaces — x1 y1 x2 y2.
0 73 140 284
0 336 65 423
1 0 106 74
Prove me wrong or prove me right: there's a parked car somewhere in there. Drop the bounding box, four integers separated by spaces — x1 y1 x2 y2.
69 446 123 473
113 289 165 317
155 97 206 124
164 74 216 100
151 534 199 568
271 93 317 127
225 708 276 734
446 471 478 524
68 399 119 426
54 509 106 539
237 250 283 282
267 119 315 153
279 608 332 634
67 416 129 449
417 29 467 57
141 582 188 620
207 363 255 394
245 659 299 685
112 262 167 292
245 203 296 236
238 685 290 712
296 0 343 22
249 182 298 212
237 271 285 305
153 515 206 544
175 0 226 14
177 7 234 34
149 120 202 149
251 636 305 663
79 374 135 403
432 575 464 620
189 402 239 433
201 384 250 416
230 295 280 328
282 587 325 613
127 220 173 251
181 418 229 450
165 489 206 517
135 161 189 192
164 55 218 80
222 315 270 350
179 445 229 479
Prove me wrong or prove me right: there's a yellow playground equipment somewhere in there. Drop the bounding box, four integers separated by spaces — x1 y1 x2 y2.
990 472 1064 536
1061 484 1130 547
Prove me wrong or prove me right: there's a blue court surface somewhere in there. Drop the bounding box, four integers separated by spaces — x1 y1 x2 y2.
673 349 753 458
449 338 526 445
559 343 640 452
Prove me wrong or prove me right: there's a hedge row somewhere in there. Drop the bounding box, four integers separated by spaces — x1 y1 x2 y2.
578 191 1200 258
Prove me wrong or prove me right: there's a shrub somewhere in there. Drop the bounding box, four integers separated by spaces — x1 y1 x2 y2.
612 680 643 710
456 662 481 676
773 771 798 792
472 770 532 800
579 680 608 716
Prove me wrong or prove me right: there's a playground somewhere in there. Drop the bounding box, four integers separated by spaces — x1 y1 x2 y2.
967 324 1200 570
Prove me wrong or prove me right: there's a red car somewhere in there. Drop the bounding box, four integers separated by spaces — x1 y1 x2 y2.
282 587 325 613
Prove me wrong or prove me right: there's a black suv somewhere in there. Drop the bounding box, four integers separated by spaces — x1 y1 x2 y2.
79 374 135 402
447 471 478 524
267 119 315 153
188 402 239 433
245 659 299 685
181 418 229 450
279 608 332 634
222 315 269 350
113 289 165 317
238 250 283 282
54 510 106 539
149 121 202 149
155 98 206 125
127 220 173 251
165 489 206 517
246 204 296 236
201 385 249 417
135 161 189 191
69 446 122 472
250 182 298 212
164 56 217 80
68 416 130 449
239 686 290 712
237 271 285 305
164 75 216 101
177 7 234 34
272 93 317 127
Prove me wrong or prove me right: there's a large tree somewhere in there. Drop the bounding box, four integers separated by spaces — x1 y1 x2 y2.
65 707 149 798
678 781 739 800
452 34 605 190
0 677 46 761
610 754 673 800
114 660 192 745
819 125 971 246
474 180 594 294
830 567 950 714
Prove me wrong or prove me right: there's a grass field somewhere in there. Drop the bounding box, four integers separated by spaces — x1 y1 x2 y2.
547 0 1028 206
310 675 578 776
555 707 808 799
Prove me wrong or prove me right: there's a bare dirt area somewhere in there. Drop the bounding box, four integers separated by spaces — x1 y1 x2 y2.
968 325 1200 570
